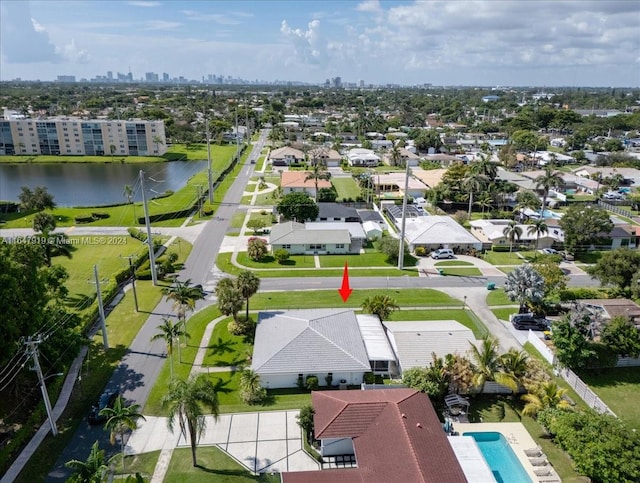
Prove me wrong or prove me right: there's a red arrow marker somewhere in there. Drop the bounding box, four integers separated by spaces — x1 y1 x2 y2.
338 262 353 302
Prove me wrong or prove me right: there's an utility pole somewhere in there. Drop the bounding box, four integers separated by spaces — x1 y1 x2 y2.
139 170 158 285
89 265 109 349
235 108 240 162
122 255 139 312
397 160 411 270
206 118 214 204
25 337 58 436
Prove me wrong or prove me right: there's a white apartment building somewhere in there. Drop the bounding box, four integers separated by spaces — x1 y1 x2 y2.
0 118 167 156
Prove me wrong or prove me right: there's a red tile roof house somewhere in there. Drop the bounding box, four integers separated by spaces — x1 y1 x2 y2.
282 388 468 483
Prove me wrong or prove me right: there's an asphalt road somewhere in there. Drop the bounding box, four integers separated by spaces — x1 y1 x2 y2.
46 131 266 480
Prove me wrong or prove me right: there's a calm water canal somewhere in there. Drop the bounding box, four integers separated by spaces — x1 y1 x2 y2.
0 161 208 207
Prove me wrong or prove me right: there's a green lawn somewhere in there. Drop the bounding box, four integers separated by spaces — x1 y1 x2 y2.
0 154 160 163
254 191 278 206
319 252 391 267
438 267 482 276
387 309 488 338
252 288 458 310
165 446 279 483
236 252 317 269
247 210 274 229
434 260 473 266
331 177 361 200
202 317 253 367
573 251 603 264
486 289 515 306
468 395 589 483
230 210 247 229
481 250 535 265
578 367 640 431
110 450 160 478
491 308 517 321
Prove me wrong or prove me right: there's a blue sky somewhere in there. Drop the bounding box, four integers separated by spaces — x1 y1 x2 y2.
1 0 638 86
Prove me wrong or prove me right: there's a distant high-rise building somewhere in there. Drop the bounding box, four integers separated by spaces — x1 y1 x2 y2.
56 75 76 83
359 80 364 88
162 72 169 82
332 77 342 88
107 71 113 80
145 72 159 82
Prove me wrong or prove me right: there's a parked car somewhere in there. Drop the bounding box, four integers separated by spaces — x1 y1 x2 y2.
561 251 575 261
430 248 454 259
540 248 559 255
88 390 119 425
509 313 550 331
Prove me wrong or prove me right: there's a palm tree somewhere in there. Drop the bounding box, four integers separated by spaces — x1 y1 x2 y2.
162 375 219 467
235 270 260 320
527 219 549 251
503 220 523 253
100 396 145 472
239 369 266 404
472 154 498 181
123 184 137 223
109 144 116 161
16 141 25 155
534 164 564 216
32 212 72 266
65 440 108 483
468 336 501 389
504 264 545 313
215 277 244 321
152 135 164 155
305 154 331 202
462 172 487 218
522 381 572 417
389 140 402 167
498 349 529 393
150 317 188 377
163 278 204 326
475 192 493 216
361 295 399 321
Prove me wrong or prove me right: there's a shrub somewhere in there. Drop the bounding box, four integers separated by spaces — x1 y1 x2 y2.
414 246 426 257
202 207 214 216
324 374 333 387
363 372 375 384
228 317 255 337
297 374 305 390
90 212 110 219
247 237 268 261
305 375 319 391
240 386 267 404
557 287 608 301
274 249 290 264
74 215 94 224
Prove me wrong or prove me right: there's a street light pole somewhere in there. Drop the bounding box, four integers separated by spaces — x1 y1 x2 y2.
140 170 158 285
397 159 411 270
206 118 214 204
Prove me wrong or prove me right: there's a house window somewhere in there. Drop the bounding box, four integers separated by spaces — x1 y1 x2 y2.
336 244 345 249
282 244 291 249
309 244 324 250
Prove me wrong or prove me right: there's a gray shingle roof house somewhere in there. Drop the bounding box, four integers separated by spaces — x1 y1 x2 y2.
251 309 371 389
269 221 356 254
316 203 361 222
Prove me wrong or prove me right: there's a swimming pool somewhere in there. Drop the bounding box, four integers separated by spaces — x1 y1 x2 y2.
463 432 532 483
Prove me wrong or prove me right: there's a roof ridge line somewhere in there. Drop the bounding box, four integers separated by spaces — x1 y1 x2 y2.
393 397 428 483
309 313 370 370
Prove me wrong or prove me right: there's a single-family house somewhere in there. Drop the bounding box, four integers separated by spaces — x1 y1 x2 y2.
281 389 468 483
310 147 342 167
384 147 421 167
383 321 480 376
269 146 305 166
250 309 372 389
316 203 361 223
469 219 559 249
573 166 640 188
411 168 447 189
576 299 640 327
347 148 380 167
269 221 355 254
357 209 388 231
281 171 332 198
305 222 366 251
402 216 483 253
373 173 428 199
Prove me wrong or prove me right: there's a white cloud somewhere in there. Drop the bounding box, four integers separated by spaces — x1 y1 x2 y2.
356 0 382 14
127 1 160 7
56 39 90 63
182 10 242 25
280 19 327 66
143 20 182 31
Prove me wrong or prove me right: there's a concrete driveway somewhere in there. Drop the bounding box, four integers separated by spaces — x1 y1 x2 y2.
127 410 320 474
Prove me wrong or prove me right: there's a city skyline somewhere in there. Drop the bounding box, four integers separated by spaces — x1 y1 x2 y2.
1 0 639 87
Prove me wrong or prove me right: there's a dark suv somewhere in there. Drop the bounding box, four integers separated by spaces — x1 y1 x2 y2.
510 313 549 331
88 390 119 425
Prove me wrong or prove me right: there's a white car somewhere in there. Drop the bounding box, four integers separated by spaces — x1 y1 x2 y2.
540 248 559 255
431 248 454 259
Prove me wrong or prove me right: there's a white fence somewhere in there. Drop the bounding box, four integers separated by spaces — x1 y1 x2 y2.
527 331 556 364
557 368 616 416
616 356 640 367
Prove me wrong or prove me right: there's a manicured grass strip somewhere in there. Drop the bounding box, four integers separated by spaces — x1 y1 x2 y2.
230 210 247 229
212 372 313 414
236 252 316 269
434 260 473 266
247 210 273 227
491 308 517 321
110 450 160 478
438 267 482 276
164 446 280 482
387 309 488 339
486 289 514 306
217 252 418 277
201 318 253 367
481 251 533 266
252 288 458 310
319 253 391 268
0 154 161 163
331 177 361 200
578 367 640 431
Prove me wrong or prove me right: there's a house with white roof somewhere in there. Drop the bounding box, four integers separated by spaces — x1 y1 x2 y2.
469 219 559 249
402 216 483 253
347 148 380 167
251 309 387 389
383 320 480 376
269 221 357 254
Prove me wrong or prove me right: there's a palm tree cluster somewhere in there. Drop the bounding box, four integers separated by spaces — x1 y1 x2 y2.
151 316 189 378
216 270 261 335
361 294 399 321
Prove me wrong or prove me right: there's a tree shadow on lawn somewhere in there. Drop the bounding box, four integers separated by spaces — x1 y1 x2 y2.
207 337 238 357
210 376 234 395
65 293 95 309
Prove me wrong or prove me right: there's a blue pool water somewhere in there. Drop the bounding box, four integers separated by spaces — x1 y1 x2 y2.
463 432 532 483
541 209 562 219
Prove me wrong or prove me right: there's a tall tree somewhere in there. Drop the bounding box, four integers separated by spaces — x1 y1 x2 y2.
534 164 564 213
150 317 188 378
305 152 331 202
32 212 72 266
559 204 614 253
462 171 487 218
361 294 399 320
162 375 220 467
216 280 244 322
504 264 545 313
65 440 108 483
587 248 640 293
527 219 548 251
502 220 523 252
277 192 319 222
100 396 145 472
468 336 517 391
123 184 137 222
163 278 204 325
235 270 260 320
